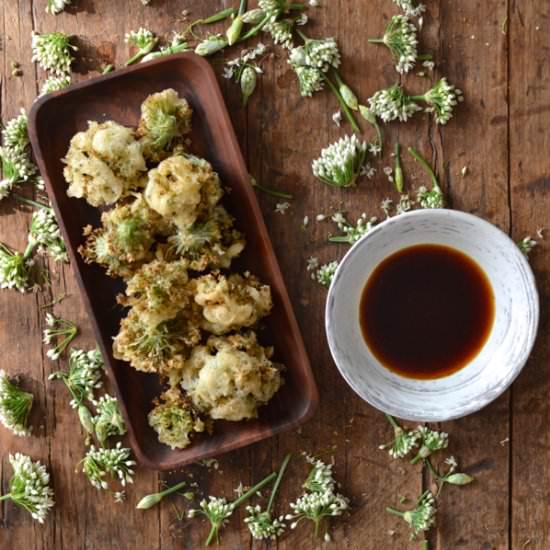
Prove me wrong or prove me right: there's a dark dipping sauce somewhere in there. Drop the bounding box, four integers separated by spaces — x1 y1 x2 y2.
360 244 495 380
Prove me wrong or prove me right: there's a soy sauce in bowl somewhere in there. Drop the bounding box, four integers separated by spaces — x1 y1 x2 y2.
360 244 495 380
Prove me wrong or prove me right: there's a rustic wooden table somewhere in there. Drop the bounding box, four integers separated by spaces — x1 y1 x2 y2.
0 0 548 548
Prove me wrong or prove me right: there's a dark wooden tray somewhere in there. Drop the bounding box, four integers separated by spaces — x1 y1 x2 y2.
28 53 318 470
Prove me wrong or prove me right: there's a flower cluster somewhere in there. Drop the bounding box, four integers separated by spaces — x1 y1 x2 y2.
0 109 38 199
0 242 36 292
259 0 293 22
411 426 449 464
43 312 78 360
0 453 55 523
289 37 341 96
92 394 127 444
286 454 349 540
379 415 420 458
46 0 72 14
518 235 538 257
368 84 422 123
315 261 338 287
32 31 77 75
49 348 104 407
40 75 71 96
188 496 234 544
0 370 34 436
329 212 378 244
80 443 136 490
387 490 436 539
370 15 418 74
393 0 426 18
312 135 368 187
421 78 464 125
416 184 445 209
245 505 286 540
265 19 295 49
125 28 158 65
28 207 68 263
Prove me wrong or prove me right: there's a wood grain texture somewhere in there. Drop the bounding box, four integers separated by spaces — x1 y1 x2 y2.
0 0 546 548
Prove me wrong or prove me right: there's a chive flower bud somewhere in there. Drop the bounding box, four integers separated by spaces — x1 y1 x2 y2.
226 16 244 46
339 83 358 111
78 404 95 435
195 35 228 56
240 66 257 106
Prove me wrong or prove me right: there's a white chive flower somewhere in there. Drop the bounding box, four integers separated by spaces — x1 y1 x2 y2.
387 490 436 539
518 236 538 257
49 348 104 407
28 207 68 263
80 443 136 490
312 135 368 187
379 415 419 459
40 75 71 96
188 496 234 543
285 454 349 540
410 426 449 464
419 78 464 124
0 454 55 523
92 394 127 444
315 261 338 287
259 0 291 22
301 37 341 72
368 84 422 123
393 0 426 18
0 242 35 292
2 109 29 152
0 370 34 436
329 212 378 244
31 31 77 75
293 65 325 97
265 20 294 49
369 15 418 74
245 505 286 540
42 313 78 361
275 201 291 214
396 193 413 214
125 28 158 65
46 0 72 14
416 185 445 209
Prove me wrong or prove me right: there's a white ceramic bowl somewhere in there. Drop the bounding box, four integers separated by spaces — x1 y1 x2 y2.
325 209 539 422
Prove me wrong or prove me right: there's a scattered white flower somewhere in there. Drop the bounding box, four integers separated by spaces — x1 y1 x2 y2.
381 198 394 218
275 201 291 214
45 0 71 14
332 110 342 127
28 207 68 263
369 15 419 74
312 134 368 187
315 214 326 222
32 31 77 75
42 313 78 361
420 78 464 125
285 454 349 540
40 75 71 96
306 256 320 275
461 166 469 177
315 261 338 287
0 453 55 523
49 348 103 407
80 443 136 490
368 83 422 123
517 236 538 258
92 394 127 444
0 242 35 292
309 0 320 6
396 194 413 214
114 490 126 503
386 490 436 539
245 504 286 540
0 370 34 436
125 28 158 65
303 216 310 227
393 0 426 18
329 212 378 244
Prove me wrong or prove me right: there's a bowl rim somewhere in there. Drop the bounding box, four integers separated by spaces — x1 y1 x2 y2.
325 208 540 422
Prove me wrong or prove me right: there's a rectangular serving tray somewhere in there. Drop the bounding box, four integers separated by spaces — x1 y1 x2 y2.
29 53 318 470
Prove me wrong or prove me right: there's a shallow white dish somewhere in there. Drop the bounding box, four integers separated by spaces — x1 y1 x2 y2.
325 209 539 422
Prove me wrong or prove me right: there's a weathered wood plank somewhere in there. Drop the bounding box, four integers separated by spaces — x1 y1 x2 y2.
509 1 550 548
